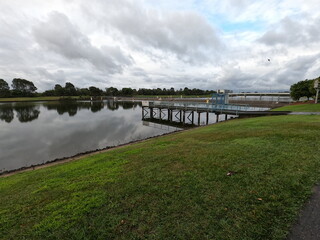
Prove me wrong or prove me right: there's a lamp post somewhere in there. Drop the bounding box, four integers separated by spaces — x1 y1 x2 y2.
315 79 319 104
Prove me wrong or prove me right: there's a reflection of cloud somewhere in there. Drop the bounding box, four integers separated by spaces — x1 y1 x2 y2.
0 102 175 171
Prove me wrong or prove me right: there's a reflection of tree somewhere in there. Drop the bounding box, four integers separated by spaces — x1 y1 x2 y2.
106 101 119 111
54 103 79 116
0 104 14 123
44 101 106 116
121 102 136 110
14 104 40 123
91 102 104 112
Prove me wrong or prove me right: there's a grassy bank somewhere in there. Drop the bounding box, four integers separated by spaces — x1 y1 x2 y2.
272 103 320 112
1 115 320 239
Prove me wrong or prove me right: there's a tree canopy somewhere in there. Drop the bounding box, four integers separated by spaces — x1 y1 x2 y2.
290 78 318 101
0 79 10 97
1 77 216 98
11 78 37 97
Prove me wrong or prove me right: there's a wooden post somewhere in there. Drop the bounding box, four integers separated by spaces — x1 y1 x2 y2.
216 114 219 122
225 114 228 121
168 109 170 121
150 107 153 119
180 110 182 122
198 112 201 125
192 111 194 124
183 110 186 124
206 111 209 125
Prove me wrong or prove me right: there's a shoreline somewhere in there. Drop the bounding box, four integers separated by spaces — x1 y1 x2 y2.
0 117 237 178
0 129 185 178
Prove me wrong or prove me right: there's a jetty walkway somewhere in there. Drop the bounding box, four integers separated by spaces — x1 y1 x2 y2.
142 101 290 125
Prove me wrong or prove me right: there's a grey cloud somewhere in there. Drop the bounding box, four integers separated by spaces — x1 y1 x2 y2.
85 0 222 63
216 65 257 90
32 11 132 74
258 16 320 46
217 54 320 91
269 54 320 85
37 68 66 81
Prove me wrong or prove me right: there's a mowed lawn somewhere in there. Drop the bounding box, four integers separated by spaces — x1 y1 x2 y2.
1 115 320 239
273 103 320 112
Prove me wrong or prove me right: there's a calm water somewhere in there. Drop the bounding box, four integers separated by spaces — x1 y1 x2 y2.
0 100 222 172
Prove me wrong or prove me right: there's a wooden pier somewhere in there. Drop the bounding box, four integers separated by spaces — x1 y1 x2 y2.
142 101 290 126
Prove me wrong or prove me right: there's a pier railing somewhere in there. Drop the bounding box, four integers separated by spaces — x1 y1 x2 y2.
143 101 268 113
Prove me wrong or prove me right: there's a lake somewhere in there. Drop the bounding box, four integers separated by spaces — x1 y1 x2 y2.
0 100 222 172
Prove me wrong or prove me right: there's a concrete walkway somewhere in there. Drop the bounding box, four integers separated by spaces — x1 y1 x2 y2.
289 112 320 115
287 185 320 240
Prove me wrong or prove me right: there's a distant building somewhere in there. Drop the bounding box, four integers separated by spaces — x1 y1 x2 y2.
217 89 233 94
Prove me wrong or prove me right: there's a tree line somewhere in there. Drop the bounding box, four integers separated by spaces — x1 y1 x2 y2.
290 77 319 101
0 78 215 97
0 78 37 97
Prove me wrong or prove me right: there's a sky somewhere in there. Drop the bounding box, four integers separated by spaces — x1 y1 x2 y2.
0 0 320 92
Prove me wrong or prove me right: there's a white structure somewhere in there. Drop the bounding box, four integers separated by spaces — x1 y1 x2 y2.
217 89 233 94
315 79 319 104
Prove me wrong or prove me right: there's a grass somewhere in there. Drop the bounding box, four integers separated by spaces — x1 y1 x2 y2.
272 103 320 112
1 115 320 239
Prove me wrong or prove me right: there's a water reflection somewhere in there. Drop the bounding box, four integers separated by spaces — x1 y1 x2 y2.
0 100 179 172
0 101 141 123
0 104 14 123
0 103 41 123
15 104 40 123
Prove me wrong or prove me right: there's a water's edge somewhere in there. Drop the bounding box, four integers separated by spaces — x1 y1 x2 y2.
0 130 183 177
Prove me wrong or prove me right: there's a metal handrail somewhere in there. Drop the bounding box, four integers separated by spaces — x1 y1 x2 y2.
147 101 268 112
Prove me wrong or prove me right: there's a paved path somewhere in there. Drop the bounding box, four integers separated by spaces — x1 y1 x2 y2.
287 185 320 240
289 112 320 115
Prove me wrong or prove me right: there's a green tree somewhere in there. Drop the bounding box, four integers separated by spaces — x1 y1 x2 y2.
0 79 10 97
11 78 37 97
78 88 90 96
106 87 119 96
290 79 315 101
121 87 134 96
42 90 55 96
64 82 77 96
89 86 103 96
54 84 65 96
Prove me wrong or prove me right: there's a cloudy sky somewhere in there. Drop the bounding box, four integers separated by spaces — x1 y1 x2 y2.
0 0 320 92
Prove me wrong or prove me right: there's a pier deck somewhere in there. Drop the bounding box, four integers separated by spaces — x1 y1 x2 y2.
142 101 290 126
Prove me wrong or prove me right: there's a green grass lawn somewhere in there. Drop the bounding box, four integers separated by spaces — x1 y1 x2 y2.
1 115 320 239
273 103 320 112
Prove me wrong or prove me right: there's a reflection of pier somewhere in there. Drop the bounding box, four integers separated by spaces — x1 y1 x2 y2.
142 119 186 131
143 117 195 129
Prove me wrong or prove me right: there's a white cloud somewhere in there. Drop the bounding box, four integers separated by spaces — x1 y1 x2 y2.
0 0 319 91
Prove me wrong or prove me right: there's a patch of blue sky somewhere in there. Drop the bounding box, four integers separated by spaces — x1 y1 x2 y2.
143 0 267 35
204 13 266 34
